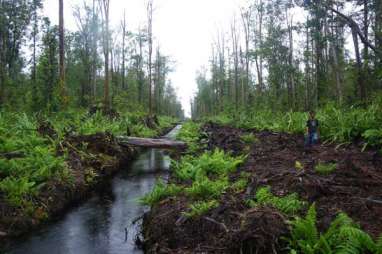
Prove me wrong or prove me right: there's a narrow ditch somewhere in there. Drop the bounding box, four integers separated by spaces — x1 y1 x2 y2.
4 125 182 254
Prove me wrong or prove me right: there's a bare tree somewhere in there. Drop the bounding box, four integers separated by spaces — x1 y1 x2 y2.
99 0 111 109
121 10 127 90
241 7 251 105
147 0 154 115
231 18 240 111
59 0 67 106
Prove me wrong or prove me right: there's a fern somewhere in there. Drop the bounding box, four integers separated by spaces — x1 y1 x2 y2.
139 180 183 206
183 200 219 218
249 186 305 215
287 205 380 254
173 149 244 181
185 175 229 200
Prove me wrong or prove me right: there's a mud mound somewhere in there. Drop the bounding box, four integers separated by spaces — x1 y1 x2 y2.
245 131 382 237
202 122 245 155
143 196 287 254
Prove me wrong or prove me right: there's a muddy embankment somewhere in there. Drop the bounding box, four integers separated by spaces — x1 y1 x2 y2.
143 122 382 254
0 115 175 246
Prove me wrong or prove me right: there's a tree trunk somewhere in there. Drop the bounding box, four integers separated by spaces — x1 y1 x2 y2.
121 10 126 90
101 0 111 110
352 28 366 102
59 0 66 106
91 0 97 103
231 21 239 111
147 0 153 115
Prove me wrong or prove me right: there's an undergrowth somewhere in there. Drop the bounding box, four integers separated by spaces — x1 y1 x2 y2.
140 180 183 206
248 186 306 216
183 200 219 218
173 149 244 181
143 149 243 217
0 110 177 215
176 121 202 153
288 204 382 254
205 101 382 150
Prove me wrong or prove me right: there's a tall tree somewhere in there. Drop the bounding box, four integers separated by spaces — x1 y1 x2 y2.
59 0 67 107
147 0 154 115
100 0 110 109
121 10 127 90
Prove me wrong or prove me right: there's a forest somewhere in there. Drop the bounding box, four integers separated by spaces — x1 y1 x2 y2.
1 0 382 253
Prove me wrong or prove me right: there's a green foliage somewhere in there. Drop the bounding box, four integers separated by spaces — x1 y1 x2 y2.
315 163 337 175
231 178 248 193
176 121 202 153
173 149 244 181
203 100 382 149
248 186 305 215
0 177 37 207
140 180 183 206
0 110 172 213
231 171 251 193
241 133 258 144
185 175 229 200
158 116 177 129
183 200 219 218
288 204 382 254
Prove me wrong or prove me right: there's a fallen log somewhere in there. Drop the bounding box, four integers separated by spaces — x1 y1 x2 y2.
0 151 25 159
117 136 187 150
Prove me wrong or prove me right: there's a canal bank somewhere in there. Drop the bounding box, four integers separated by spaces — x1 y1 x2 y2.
2 125 181 254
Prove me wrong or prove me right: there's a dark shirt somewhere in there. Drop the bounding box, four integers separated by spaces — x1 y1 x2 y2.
307 119 319 134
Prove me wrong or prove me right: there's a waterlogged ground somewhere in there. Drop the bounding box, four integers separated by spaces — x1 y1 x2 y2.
5 126 181 254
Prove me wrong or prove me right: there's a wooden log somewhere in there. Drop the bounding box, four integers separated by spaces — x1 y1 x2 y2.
117 136 187 150
0 151 25 159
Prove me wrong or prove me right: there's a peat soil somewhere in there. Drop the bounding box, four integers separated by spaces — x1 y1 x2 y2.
0 117 173 247
143 122 382 254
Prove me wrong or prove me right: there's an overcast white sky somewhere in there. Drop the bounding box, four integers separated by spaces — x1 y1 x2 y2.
43 0 251 116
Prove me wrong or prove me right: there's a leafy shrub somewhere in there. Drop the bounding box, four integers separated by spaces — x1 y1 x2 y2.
248 187 305 215
140 180 183 206
315 163 337 175
183 200 219 218
288 204 382 254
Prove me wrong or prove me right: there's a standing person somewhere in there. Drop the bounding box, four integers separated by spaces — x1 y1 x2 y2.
305 111 320 147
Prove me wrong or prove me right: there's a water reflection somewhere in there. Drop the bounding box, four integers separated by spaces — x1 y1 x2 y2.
5 125 181 254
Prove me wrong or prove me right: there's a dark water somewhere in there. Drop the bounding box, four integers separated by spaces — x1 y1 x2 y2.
5 125 182 254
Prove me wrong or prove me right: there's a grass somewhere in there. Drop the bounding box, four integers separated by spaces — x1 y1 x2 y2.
315 162 337 175
248 186 306 216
